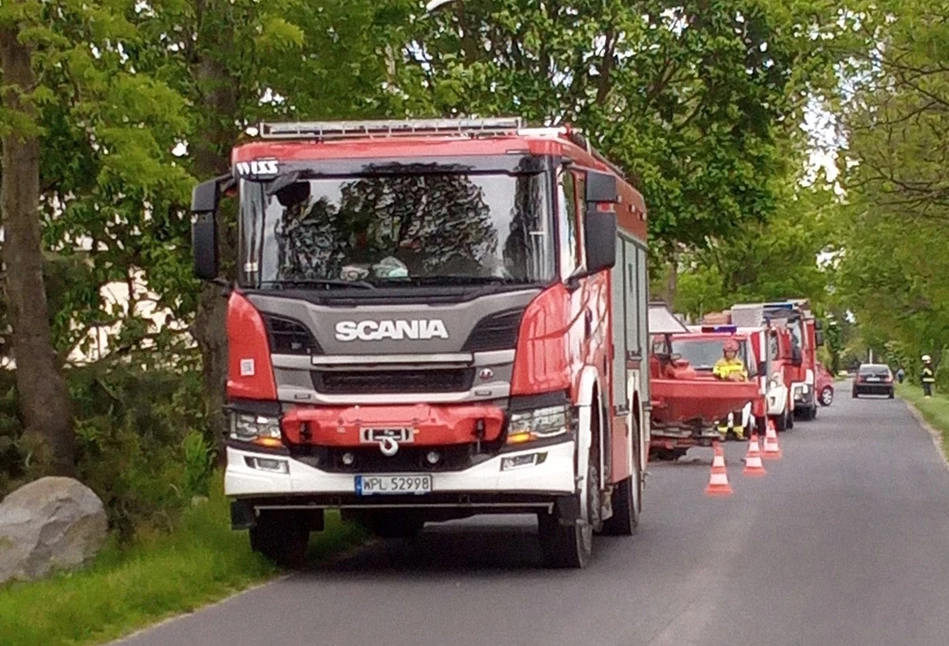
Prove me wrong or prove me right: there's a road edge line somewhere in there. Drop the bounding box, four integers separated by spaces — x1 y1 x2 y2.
107 574 293 644
901 398 949 471
107 539 374 645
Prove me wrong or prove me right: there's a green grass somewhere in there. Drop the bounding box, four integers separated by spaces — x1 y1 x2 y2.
897 383 949 454
0 477 366 646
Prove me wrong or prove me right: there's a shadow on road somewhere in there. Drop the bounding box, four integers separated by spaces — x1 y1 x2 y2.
301 515 627 578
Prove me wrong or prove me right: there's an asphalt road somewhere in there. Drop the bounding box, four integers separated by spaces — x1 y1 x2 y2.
115 381 949 646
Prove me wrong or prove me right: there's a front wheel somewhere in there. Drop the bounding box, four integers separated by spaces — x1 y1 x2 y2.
820 387 834 406
774 410 788 432
249 511 310 569
539 443 599 568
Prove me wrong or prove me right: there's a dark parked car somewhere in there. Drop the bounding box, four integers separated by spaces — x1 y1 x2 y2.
852 364 895 399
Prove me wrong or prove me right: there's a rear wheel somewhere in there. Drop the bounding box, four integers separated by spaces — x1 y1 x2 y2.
888 389 895 399
601 414 641 536
852 389 859 399
249 511 310 569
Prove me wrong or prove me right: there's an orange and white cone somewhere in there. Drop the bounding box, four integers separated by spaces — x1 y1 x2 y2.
762 420 783 460
742 433 766 476
705 440 733 496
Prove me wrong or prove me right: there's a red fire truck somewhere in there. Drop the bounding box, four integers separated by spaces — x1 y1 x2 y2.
731 301 823 422
189 118 651 569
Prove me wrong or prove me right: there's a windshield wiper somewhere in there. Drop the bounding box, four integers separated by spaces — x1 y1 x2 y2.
374 275 534 286
260 279 375 290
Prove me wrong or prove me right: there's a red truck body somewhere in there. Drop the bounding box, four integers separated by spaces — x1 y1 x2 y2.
731 300 823 421
190 118 651 568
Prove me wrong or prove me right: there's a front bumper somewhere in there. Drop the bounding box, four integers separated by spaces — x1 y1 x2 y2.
854 383 894 396
791 383 814 409
224 440 577 502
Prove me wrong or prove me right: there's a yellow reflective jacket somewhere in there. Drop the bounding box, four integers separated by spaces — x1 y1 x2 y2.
713 357 748 380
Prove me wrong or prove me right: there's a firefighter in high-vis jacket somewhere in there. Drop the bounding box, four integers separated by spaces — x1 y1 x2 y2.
714 339 749 439
922 355 936 398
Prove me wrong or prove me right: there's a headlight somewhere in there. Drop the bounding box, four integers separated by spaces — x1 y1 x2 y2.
230 413 283 448
506 405 570 445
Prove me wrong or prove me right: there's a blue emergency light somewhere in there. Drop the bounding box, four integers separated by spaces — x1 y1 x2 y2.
700 325 737 333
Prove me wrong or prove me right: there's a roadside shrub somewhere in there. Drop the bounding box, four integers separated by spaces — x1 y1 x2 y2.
70 364 213 540
0 363 214 542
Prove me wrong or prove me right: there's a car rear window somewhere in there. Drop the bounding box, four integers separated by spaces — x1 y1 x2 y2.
858 366 890 376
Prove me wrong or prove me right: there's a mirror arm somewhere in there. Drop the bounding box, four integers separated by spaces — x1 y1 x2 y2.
564 265 589 291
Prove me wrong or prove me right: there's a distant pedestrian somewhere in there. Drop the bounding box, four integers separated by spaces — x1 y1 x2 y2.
896 367 905 384
921 355 936 398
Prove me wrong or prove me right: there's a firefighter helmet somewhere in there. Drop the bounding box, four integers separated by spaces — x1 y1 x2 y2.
922 355 932 362
723 339 740 354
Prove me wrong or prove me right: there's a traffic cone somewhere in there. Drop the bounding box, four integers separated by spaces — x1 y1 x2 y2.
705 440 733 496
762 420 783 460
742 433 766 476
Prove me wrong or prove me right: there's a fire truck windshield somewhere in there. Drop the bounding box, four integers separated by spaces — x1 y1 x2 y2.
671 338 750 372
238 169 555 289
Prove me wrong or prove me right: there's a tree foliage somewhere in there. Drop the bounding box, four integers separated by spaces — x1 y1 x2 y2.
0 0 856 532
834 0 949 385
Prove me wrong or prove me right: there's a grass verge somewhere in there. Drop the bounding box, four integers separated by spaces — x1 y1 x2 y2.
0 476 367 646
897 383 949 454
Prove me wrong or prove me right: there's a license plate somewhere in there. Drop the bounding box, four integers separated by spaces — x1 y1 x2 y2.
355 474 433 496
866 376 880 382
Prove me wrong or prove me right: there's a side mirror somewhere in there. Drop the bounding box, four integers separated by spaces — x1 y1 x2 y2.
585 170 618 203
815 330 824 347
583 210 617 273
191 178 222 281
791 346 803 367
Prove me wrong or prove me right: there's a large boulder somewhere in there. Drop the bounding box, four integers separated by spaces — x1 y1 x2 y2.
0 476 108 584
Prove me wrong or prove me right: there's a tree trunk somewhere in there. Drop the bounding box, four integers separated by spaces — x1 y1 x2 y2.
1 24 76 476
664 253 678 305
191 3 239 455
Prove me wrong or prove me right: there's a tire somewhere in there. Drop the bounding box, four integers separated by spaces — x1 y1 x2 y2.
774 411 787 432
249 511 310 569
600 414 641 536
852 389 858 399
786 409 795 429
819 387 834 406
538 456 596 568
888 390 895 399
539 409 600 568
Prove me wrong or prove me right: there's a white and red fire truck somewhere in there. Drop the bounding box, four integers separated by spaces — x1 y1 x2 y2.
189 118 652 568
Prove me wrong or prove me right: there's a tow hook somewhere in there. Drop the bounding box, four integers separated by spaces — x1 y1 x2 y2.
473 418 486 453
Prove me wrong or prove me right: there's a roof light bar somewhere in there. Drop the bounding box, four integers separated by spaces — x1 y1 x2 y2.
700 325 738 333
258 117 524 141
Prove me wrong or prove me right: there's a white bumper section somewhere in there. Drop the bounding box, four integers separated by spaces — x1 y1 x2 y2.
767 385 788 416
225 441 578 499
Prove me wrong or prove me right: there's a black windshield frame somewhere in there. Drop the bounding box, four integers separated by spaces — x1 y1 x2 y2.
236 155 560 294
